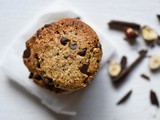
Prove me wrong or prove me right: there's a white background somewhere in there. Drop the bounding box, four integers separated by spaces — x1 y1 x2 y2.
0 0 160 120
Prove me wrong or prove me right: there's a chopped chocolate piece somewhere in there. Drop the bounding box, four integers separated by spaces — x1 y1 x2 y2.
150 90 159 107
75 17 81 19
79 64 89 74
29 72 34 79
60 37 69 46
34 74 42 80
37 62 40 68
44 24 51 28
141 74 150 81
120 56 127 70
23 49 31 58
83 77 89 84
112 50 147 83
117 90 132 105
157 15 160 22
70 44 77 50
78 48 87 56
108 20 141 31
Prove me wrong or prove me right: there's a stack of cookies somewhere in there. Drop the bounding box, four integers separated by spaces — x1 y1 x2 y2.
23 18 102 94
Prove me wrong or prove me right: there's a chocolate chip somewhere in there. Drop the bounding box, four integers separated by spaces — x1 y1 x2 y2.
117 90 132 105
70 44 77 50
36 30 41 37
79 64 89 74
60 37 69 46
34 74 42 80
141 74 150 81
43 77 53 85
44 24 51 28
150 90 159 107
78 48 87 56
157 15 160 22
23 49 31 58
29 72 34 79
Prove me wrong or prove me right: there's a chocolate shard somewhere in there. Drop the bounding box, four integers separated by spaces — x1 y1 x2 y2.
75 17 81 19
108 20 141 31
141 74 150 81
150 90 159 107
120 56 127 70
112 50 147 83
117 90 132 105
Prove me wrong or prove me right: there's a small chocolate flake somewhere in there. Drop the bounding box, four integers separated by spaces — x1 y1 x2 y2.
23 49 31 58
37 62 40 68
117 90 132 105
34 74 42 80
44 24 51 28
83 77 89 84
29 73 34 79
60 37 69 46
120 56 127 70
70 44 77 50
78 48 87 56
79 64 89 74
150 90 159 107
141 74 150 81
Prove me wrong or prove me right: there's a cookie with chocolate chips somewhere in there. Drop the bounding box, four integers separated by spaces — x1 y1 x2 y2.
23 18 102 94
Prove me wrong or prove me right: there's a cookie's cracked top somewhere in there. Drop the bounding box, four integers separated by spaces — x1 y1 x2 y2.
23 18 102 93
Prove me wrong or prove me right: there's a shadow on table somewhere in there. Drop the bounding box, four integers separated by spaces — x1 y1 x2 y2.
8 78 72 120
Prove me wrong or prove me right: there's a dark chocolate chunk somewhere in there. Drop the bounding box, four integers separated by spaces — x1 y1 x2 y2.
29 72 34 79
70 44 77 50
78 48 87 56
112 50 147 83
23 49 31 58
44 24 51 28
117 90 132 105
120 56 127 70
36 30 41 37
150 90 159 107
108 20 141 31
141 74 150 81
34 74 42 80
79 64 89 74
60 37 69 46
83 77 89 84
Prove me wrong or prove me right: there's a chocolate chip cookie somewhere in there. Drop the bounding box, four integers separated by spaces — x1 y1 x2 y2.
23 18 102 94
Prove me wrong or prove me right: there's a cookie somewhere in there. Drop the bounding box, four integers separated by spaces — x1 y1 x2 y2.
23 18 102 94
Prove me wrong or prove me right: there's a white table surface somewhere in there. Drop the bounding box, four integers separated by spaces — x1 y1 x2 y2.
0 0 160 120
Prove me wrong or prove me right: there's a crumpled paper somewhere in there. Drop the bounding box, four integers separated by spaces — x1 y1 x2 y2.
0 0 115 116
